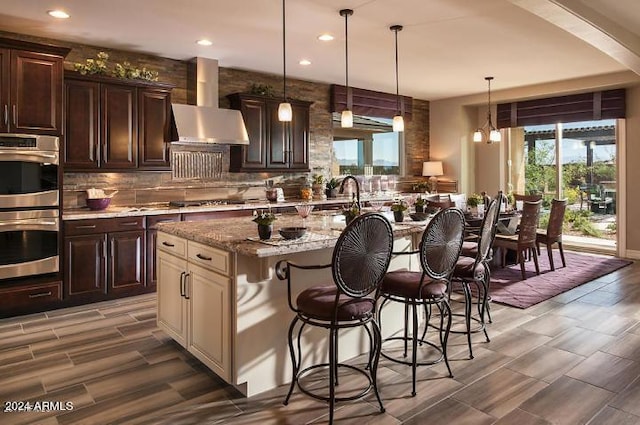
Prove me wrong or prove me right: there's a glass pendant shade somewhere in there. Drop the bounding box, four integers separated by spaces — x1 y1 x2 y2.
341 109 353 128
489 129 501 143
278 102 292 122
473 130 483 142
392 115 404 132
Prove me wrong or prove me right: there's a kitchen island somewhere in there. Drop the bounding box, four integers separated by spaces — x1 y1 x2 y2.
156 211 427 396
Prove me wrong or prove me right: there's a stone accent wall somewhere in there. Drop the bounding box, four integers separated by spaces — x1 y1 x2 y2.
0 30 431 206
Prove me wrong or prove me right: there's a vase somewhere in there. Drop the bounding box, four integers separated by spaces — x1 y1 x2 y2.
415 205 424 213
344 213 357 226
326 188 338 199
257 224 272 240
393 210 404 222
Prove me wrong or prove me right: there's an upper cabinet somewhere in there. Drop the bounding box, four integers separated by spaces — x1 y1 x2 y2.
64 71 173 171
227 93 312 172
0 38 69 135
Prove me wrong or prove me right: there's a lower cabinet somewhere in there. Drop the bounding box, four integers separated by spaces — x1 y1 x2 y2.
64 217 146 301
157 232 232 382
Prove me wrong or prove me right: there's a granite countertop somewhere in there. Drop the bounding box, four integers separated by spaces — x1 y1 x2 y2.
156 212 427 258
62 195 397 220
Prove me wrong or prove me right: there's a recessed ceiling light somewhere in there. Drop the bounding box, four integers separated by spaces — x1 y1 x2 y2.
299 59 311 66
318 34 334 41
47 10 69 19
196 39 213 46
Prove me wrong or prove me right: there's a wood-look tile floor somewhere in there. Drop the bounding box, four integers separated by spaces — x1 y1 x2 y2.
3 260 640 424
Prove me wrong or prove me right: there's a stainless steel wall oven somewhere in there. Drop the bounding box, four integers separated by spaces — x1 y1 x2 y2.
0 134 60 280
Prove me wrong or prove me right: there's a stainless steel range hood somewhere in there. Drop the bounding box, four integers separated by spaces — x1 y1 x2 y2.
171 104 248 144
171 57 249 145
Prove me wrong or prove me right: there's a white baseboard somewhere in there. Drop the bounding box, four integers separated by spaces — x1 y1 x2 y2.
623 249 640 260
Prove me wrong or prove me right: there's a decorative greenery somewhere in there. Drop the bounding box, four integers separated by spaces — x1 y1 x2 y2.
467 193 484 208
249 83 275 97
390 200 408 212
326 178 340 190
342 201 361 220
74 51 109 75
312 174 325 185
252 210 277 225
411 181 430 192
414 195 426 207
74 52 159 81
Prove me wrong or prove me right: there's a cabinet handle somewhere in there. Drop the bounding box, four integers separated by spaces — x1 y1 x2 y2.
184 272 190 299
12 105 17 126
120 222 139 226
162 241 175 247
3 105 7 127
28 291 52 299
75 224 97 229
102 240 107 259
196 253 212 261
110 239 114 258
179 271 186 296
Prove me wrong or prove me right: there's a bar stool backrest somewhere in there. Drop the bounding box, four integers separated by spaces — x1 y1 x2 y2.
477 194 502 263
332 212 394 298
420 207 465 280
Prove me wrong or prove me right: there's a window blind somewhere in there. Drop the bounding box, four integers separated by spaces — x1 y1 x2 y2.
330 84 413 120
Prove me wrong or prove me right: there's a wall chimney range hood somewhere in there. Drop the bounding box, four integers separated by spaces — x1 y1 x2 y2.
171 57 249 145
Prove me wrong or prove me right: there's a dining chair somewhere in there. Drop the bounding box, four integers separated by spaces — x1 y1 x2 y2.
451 193 502 358
492 200 542 280
536 198 568 271
377 207 465 396
275 212 394 424
513 193 542 209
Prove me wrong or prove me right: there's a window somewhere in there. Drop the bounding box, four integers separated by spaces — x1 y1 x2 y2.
332 114 402 176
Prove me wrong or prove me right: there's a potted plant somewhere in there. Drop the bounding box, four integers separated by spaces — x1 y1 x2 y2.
391 200 408 222
252 210 277 240
342 201 360 225
326 177 340 199
467 193 483 215
414 195 426 213
312 173 326 199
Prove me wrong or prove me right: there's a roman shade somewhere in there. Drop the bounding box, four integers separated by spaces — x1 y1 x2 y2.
496 89 625 128
330 84 413 120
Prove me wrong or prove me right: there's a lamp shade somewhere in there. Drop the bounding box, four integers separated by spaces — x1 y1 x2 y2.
422 161 443 177
341 109 353 128
392 115 404 132
278 102 292 121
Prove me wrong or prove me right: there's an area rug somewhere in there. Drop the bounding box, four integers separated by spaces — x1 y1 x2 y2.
488 248 632 309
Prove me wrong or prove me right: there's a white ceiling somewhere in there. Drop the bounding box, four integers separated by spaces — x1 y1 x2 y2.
0 0 638 100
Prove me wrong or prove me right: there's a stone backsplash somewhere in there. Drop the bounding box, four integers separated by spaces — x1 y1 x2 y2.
0 30 431 208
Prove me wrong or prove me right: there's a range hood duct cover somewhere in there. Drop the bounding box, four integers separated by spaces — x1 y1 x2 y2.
171 104 249 145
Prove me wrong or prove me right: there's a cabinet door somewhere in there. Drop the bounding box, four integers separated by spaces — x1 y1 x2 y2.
0 48 8 133
101 83 138 169
230 98 267 171
138 88 171 169
64 234 107 298
289 103 310 170
157 250 188 346
64 79 100 169
266 102 288 169
188 263 231 381
108 230 145 295
10 50 64 135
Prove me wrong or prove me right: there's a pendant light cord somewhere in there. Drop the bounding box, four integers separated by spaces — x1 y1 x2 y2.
486 76 494 129
390 25 403 115
282 0 286 101
345 11 348 90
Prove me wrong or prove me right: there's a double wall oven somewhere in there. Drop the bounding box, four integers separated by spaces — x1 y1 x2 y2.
0 134 60 280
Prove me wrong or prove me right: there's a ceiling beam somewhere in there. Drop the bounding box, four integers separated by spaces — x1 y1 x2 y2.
510 0 640 75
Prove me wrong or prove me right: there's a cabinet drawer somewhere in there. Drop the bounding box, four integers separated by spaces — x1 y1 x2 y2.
0 282 62 310
157 232 187 258
147 214 181 229
65 219 111 235
109 216 146 232
187 240 230 275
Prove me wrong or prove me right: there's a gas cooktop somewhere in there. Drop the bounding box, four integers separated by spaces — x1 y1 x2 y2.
169 199 247 207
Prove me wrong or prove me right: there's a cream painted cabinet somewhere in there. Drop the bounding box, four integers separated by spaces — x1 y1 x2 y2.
156 232 232 382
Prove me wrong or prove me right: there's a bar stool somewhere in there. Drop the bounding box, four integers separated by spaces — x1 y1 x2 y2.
451 194 501 358
378 207 465 396
275 212 394 424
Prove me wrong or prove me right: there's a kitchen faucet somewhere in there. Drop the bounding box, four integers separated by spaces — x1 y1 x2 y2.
340 175 361 212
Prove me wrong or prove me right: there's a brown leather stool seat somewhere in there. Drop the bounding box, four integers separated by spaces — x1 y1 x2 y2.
297 285 375 321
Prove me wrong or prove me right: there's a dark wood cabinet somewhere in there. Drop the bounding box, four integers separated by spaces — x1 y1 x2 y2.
64 217 146 302
228 93 312 172
146 214 181 290
64 71 173 171
0 38 69 135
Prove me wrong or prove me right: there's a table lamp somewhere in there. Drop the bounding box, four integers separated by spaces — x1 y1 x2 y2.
422 161 444 193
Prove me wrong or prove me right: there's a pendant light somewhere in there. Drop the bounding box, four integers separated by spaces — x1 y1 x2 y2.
340 9 353 128
278 0 292 121
390 25 404 132
473 76 501 143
